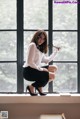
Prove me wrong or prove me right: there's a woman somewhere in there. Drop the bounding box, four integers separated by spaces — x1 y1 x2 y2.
23 30 60 96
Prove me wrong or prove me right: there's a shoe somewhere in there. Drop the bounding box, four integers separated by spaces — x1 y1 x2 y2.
26 86 38 96
36 87 47 96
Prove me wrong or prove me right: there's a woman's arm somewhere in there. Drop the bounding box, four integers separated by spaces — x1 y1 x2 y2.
41 48 60 64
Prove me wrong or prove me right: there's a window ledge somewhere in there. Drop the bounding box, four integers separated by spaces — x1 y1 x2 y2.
0 94 80 104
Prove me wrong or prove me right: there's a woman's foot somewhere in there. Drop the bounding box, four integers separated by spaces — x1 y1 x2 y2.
36 87 47 96
26 85 38 96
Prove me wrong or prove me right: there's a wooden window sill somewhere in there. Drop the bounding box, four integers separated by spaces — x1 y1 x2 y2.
0 93 80 104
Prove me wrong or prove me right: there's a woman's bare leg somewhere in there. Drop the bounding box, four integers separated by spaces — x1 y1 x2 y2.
48 65 57 82
28 85 35 93
49 72 55 82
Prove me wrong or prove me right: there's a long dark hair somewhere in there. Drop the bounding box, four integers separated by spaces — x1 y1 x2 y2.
31 30 48 53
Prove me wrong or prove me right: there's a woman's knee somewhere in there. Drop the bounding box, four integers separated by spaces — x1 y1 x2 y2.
48 65 58 72
53 65 58 72
54 65 58 71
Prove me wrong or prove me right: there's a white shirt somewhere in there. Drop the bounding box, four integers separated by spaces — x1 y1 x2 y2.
23 42 58 71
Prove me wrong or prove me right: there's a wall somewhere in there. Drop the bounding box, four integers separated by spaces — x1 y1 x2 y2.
0 103 80 119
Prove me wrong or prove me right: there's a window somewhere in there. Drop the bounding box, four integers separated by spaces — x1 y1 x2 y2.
52 1 78 92
0 0 80 93
0 0 17 92
24 0 48 29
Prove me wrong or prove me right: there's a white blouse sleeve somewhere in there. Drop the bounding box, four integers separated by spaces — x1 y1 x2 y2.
27 43 43 71
42 49 58 64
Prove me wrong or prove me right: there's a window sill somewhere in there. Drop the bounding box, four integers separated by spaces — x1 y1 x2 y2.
0 93 80 104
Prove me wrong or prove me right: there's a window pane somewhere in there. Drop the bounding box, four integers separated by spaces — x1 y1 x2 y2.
53 1 77 30
53 63 77 92
53 32 77 61
24 0 48 29
0 32 16 61
0 63 17 92
24 31 35 61
0 0 16 29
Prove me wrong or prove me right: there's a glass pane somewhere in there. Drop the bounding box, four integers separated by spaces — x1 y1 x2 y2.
24 0 48 29
0 32 16 61
0 63 17 92
53 32 77 61
0 0 16 29
24 31 35 61
53 1 77 30
53 63 77 92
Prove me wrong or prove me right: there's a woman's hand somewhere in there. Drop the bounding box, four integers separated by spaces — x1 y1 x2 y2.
43 68 48 72
57 47 61 51
53 45 61 51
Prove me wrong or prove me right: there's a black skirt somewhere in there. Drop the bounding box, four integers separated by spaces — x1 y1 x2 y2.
23 66 49 82
23 66 49 87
